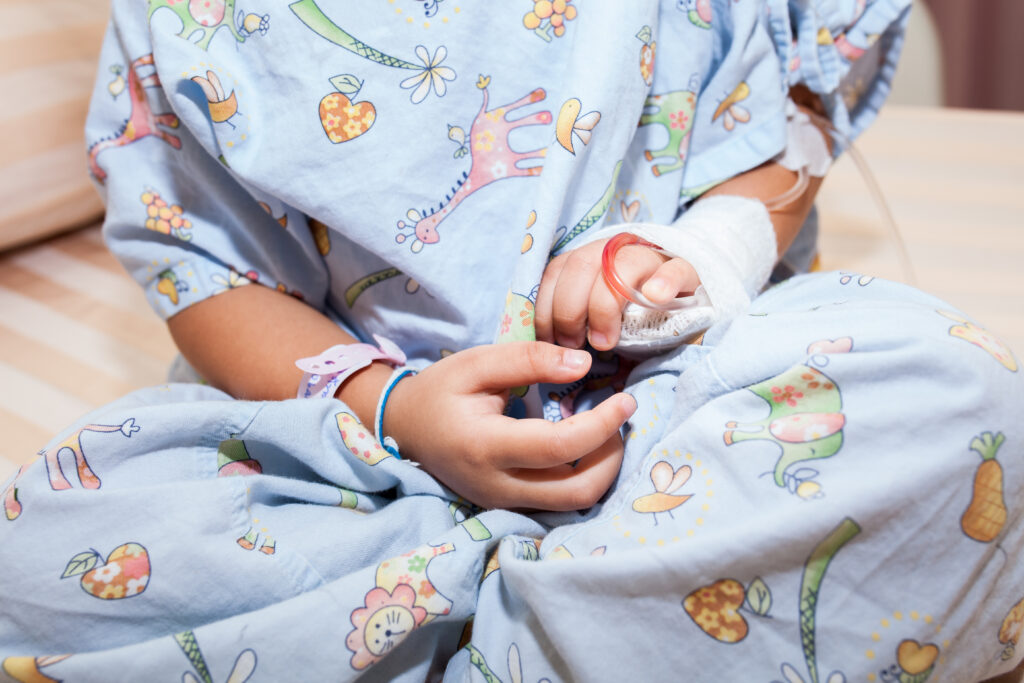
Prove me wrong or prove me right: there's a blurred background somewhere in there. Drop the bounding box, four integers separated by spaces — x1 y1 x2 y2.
890 0 1024 110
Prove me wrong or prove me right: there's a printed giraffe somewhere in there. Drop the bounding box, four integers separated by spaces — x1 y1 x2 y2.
88 54 182 183
148 0 248 51
3 419 139 521
44 418 140 490
723 365 845 487
638 88 698 177
396 85 551 252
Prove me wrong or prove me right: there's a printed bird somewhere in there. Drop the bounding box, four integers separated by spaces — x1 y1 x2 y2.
555 98 601 154
713 81 751 131
447 124 469 158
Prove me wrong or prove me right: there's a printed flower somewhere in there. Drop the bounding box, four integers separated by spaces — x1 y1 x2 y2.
770 385 803 407
211 269 251 294
347 584 427 670
323 112 341 129
523 0 577 38
397 574 412 585
489 161 508 180
91 562 122 584
473 129 495 152
717 625 741 642
141 190 193 240
400 45 456 104
802 423 833 441
670 110 690 130
419 579 436 599
407 555 427 573
343 116 367 138
693 607 721 632
501 314 512 335
99 583 126 600
124 576 148 597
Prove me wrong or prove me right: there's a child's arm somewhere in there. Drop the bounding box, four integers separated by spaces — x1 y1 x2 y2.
536 99 830 352
168 285 635 511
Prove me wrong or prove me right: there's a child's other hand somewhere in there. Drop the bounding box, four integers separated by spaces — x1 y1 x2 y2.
535 238 700 351
383 342 637 511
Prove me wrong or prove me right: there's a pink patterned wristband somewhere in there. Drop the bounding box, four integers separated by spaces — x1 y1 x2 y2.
295 334 407 400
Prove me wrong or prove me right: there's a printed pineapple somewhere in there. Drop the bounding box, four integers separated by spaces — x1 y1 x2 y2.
961 431 1007 542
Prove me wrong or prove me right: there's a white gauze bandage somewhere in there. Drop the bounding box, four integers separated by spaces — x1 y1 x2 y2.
614 195 776 355
774 99 831 178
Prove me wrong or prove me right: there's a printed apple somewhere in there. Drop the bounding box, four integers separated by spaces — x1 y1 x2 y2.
320 74 376 144
217 438 263 477
62 542 150 600
683 578 749 643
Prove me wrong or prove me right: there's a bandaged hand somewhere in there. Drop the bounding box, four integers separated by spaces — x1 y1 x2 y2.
537 195 777 356
535 239 701 351
382 342 636 511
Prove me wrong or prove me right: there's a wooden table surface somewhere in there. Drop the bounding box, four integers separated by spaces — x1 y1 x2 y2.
816 105 1024 358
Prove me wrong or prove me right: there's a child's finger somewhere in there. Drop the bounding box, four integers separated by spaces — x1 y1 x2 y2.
549 245 603 349
585 279 625 351
587 243 666 350
497 432 625 511
534 253 568 344
487 392 636 469
459 341 592 391
640 257 700 303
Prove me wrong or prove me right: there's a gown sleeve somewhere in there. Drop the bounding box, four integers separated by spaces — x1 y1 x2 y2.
86 0 329 321
678 0 912 195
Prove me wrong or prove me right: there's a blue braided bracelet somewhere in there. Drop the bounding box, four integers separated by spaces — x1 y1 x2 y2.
374 368 415 459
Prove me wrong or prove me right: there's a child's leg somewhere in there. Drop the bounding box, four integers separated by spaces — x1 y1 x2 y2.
459 272 1024 682
0 383 534 681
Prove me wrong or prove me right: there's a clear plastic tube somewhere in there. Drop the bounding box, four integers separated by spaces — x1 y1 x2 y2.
601 166 812 312
601 114 914 311
808 111 916 286
601 233 696 311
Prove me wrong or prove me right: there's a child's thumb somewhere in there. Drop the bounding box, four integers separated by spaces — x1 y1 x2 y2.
461 342 592 391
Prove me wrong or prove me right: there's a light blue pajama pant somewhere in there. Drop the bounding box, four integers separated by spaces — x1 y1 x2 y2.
1 273 1022 682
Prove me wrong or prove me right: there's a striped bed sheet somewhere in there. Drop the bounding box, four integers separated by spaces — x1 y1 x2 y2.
0 224 177 479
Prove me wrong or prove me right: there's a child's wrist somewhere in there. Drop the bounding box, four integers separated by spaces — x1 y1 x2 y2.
333 361 396 433
377 369 417 459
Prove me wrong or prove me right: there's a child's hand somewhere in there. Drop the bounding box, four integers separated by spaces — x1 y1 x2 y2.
535 238 700 351
383 342 637 511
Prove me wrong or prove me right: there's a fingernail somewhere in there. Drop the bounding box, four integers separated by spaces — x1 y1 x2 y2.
563 349 589 368
621 393 638 415
589 331 608 348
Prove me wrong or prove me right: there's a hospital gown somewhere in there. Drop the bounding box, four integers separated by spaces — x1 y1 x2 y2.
2 0 1023 681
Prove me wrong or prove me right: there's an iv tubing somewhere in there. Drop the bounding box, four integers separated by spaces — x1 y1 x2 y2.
601 114 915 312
